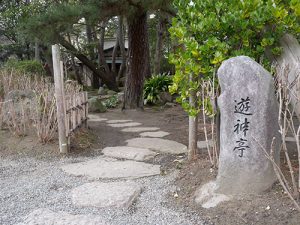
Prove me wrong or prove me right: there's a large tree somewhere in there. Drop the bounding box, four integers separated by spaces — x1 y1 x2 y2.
20 0 174 105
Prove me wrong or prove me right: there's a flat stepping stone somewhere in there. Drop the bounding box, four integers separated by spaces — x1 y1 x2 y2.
17 208 107 225
88 115 107 122
121 127 160 132
102 146 157 161
61 157 160 179
71 181 142 208
106 119 133 124
197 140 214 149
126 138 187 154
107 122 142 128
140 131 170 138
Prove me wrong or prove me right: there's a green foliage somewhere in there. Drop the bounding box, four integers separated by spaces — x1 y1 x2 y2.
169 0 300 116
143 73 173 104
103 95 118 108
4 59 45 75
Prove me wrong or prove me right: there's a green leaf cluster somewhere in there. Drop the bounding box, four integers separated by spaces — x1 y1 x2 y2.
3 59 45 75
143 73 173 104
169 0 300 116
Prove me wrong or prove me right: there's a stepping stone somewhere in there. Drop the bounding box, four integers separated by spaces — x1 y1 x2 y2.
140 131 170 138
61 157 160 179
71 181 142 208
106 119 133 124
88 115 107 122
107 122 142 128
197 140 214 149
126 138 187 154
121 127 160 132
17 208 107 225
102 146 157 161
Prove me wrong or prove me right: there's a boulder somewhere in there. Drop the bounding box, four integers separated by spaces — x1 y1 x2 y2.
158 91 173 104
97 86 107 95
216 56 280 194
88 97 107 113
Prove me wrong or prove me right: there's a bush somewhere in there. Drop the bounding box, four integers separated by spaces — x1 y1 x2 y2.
103 95 118 108
143 73 173 105
4 59 45 75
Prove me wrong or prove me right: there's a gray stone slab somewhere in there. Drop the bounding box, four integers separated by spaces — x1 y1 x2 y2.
121 127 160 132
71 181 142 208
61 157 160 179
126 138 187 154
106 119 133 124
102 146 157 161
216 56 280 194
197 140 214 149
107 122 142 128
140 131 170 138
88 115 108 122
17 208 108 225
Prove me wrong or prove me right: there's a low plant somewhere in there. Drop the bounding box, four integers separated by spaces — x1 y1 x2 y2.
143 73 173 105
103 95 118 108
4 59 45 75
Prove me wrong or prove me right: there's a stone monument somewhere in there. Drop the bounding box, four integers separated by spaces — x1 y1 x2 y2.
216 56 281 194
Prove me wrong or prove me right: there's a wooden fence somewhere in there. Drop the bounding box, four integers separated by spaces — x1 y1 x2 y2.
65 91 88 138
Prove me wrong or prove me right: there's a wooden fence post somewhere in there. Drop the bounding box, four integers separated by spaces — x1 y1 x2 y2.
52 44 68 154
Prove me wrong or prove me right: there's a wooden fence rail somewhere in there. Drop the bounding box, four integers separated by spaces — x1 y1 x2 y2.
65 91 88 137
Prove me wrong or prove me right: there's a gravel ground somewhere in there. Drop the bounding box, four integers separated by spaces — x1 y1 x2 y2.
0 155 203 225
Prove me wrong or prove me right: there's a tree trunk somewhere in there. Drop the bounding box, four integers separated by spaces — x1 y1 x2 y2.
188 74 198 160
117 16 127 84
154 15 165 75
123 12 150 109
58 36 118 91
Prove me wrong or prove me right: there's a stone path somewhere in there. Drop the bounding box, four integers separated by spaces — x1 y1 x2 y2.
19 113 191 224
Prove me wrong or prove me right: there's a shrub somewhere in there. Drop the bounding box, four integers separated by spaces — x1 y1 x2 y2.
103 95 118 108
4 59 45 75
143 73 173 105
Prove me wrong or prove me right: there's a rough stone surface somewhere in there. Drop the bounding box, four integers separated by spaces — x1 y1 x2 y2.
126 138 187 154
121 127 160 132
194 181 230 209
98 86 107 95
216 56 280 194
71 182 142 208
197 140 214 149
61 157 160 179
102 146 157 161
17 208 108 225
88 97 107 113
106 119 133 124
107 122 142 128
88 114 107 122
140 131 170 138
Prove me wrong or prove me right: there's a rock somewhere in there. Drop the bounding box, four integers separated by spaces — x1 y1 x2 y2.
121 127 160 132
61 156 160 179
216 56 280 194
88 114 107 122
107 90 117 95
71 181 142 208
140 131 170 138
158 91 173 104
164 102 177 108
194 181 230 208
117 92 124 102
17 208 108 225
126 138 187 154
97 86 107 95
107 122 141 128
88 97 107 113
102 146 157 161
106 119 133 124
